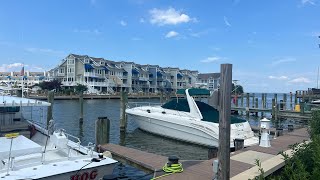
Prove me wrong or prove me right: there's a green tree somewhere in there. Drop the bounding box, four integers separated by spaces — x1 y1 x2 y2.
75 84 88 94
232 83 244 94
38 80 62 91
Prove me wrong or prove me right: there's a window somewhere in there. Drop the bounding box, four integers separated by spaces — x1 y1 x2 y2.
59 68 65 74
68 59 75 64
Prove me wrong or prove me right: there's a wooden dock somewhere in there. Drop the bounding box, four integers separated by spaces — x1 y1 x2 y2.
100 128 309 179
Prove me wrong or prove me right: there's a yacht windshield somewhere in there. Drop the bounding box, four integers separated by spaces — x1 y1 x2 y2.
161 98 246 124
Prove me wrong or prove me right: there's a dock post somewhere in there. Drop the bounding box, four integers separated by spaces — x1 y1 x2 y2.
160 91 164 104
95 117 110 152
240 94 244 115
274 93 278 104
252 93 255 108
261 94 265 117
302 91 305 103
283 93 287 110
246 93 250 117
290 92 293 110
79 92 84 123
47 91 54 126
120 91 128 132
294 91 298 106
217 64 232 180
255 98 258 116
208 147 218 159
272 98 276 120
234 139 244 151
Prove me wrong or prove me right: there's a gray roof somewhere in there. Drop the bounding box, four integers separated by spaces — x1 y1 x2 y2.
198 73 220 80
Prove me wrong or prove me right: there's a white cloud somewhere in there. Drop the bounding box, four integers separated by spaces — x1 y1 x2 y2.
0 63 47 72
139 18 145 23
268 75 289 80
149 7 195 26
25 47 64 55
165 31 179 38
189 28 215 38
288 77 311 83
271 57 296 66
311 31 320 37
120 20 127 26
224 16 232 27
301 0 315 5
73 28 101 35
200 56 221 63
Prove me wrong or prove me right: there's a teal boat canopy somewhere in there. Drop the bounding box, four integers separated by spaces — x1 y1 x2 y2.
161 99 246 124
176 88 210 96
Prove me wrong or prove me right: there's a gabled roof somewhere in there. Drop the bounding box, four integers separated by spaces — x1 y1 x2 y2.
198 73 220 79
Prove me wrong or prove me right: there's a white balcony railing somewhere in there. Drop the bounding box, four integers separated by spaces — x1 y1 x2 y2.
139 77 149 81
84 72 103 77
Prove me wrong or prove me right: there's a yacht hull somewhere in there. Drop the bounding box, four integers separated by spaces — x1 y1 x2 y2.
127 109 258 148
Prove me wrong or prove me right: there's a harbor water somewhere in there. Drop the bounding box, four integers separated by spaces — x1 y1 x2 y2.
23 93 307 160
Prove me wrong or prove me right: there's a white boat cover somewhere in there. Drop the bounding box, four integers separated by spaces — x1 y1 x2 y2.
0 135 42 159
0 96 50 107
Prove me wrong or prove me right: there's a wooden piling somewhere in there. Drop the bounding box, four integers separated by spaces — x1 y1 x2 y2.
95 117 110 152
274 93 278 104
302 91 305 103
217 64 232 180
79 92 84 123
272 98 276 120
283 93 287 110
47 91 54 125
120 91 128 132
294 91 298 105
234 139 244 151
240 94 244 115
246 93 250 117
252 93 255 108
208 147 218 159
290 92 293 110
261 93 265 117
160 91 164 104
255 98 258 116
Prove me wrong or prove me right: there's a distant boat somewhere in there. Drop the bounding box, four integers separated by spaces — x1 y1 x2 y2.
126 89 259 148
311 99 320 104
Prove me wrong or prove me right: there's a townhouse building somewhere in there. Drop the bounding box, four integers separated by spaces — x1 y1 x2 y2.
47 54 201 94
196 73 220 91
1 54 221 94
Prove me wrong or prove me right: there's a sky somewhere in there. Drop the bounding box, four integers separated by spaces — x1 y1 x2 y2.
0 0 319 93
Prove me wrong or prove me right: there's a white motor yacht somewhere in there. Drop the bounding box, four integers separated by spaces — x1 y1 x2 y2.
126 89 259 148
0 96 117 180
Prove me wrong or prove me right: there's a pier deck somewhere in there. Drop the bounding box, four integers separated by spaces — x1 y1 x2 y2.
100 128 309 179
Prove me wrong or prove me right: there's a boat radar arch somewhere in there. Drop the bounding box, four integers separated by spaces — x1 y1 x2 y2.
185 89 203 120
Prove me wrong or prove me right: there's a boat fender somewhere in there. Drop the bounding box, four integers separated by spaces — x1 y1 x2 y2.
28 124 37 138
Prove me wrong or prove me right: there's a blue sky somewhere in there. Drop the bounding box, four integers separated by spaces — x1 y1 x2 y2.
0 0 319 92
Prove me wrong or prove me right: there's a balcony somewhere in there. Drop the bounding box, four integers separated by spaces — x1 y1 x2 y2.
57 73 65 77
139 77 149 81
84 72 103 78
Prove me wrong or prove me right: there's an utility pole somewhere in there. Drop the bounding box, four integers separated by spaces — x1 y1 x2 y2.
217 64 232 180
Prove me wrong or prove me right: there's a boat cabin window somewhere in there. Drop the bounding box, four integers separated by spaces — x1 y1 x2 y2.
161 99 246 124
0 106 20 113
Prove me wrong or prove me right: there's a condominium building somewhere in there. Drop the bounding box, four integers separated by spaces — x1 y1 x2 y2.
0 71 49 90
196 73 220 90
0 54 221 94
49 54 200 94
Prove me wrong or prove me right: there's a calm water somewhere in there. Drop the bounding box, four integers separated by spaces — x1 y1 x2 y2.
22 93 306 161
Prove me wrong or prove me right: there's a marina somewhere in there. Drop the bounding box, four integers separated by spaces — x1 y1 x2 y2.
1 1 320 179
99 127 309 179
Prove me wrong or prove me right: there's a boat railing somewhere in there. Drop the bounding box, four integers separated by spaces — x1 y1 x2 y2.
127 102 163 109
